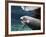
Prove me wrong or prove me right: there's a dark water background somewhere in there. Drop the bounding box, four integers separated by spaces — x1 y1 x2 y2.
11 6 40 31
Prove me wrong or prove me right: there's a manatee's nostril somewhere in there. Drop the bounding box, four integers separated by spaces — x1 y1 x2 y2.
20 19 23 21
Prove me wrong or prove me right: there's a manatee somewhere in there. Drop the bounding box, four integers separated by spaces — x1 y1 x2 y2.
20 16 41 30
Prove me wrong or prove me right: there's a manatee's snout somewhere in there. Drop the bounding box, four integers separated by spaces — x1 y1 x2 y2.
20 17 23 20
20 16 30 24
20 18 23 21
20 17 25 25
20 16 24 22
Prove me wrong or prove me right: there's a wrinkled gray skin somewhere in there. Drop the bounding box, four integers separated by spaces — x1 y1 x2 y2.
20 16 41 30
